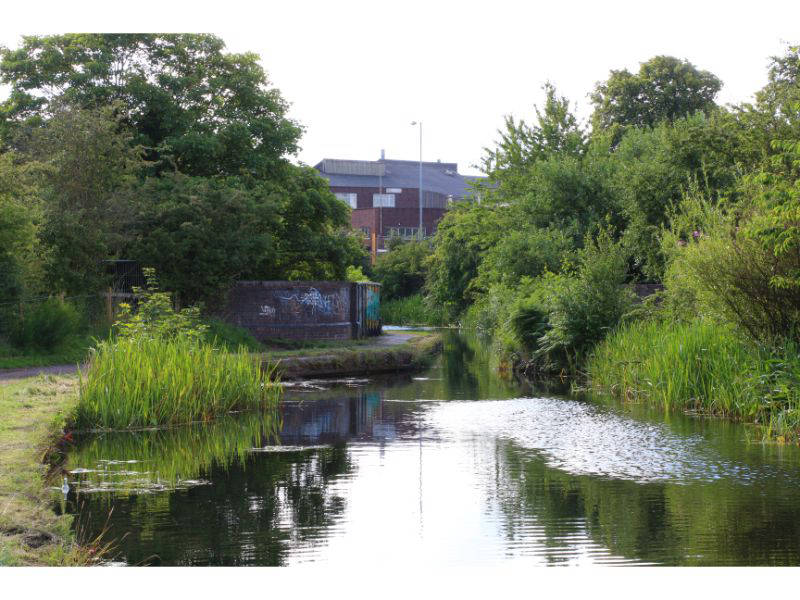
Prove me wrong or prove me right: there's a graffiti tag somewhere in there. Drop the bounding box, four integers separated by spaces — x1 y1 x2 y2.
280 288 342 316
259 304 276 317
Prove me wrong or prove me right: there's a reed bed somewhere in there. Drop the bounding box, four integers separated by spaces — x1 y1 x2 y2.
587 319 800 441
76 335 280 429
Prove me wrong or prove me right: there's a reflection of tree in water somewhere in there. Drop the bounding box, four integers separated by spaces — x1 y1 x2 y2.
63 402 363 566
74 444 353 566
440 330 479 394
494 439 800 565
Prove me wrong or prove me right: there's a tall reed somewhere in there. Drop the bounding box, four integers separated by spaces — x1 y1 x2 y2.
587 319 800 440
76 335 280 429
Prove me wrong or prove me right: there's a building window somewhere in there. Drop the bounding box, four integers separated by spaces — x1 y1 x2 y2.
373 193 395 208
388 226 425 239
335 192 358 209
360 226 371 237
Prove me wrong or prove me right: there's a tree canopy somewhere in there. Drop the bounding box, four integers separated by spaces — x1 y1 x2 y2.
0 34 302 177
590 55 722 135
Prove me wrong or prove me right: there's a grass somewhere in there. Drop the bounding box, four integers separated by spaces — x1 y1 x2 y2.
382 293 445 326
587 318 800 441
76 336 281 430
0 374 95 565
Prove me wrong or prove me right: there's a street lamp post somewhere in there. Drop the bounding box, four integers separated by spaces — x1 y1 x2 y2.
411 121 422 240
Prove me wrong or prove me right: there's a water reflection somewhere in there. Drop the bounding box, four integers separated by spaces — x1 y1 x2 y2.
62 331 800 566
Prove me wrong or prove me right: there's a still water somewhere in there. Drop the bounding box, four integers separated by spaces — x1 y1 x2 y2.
60 332 800 566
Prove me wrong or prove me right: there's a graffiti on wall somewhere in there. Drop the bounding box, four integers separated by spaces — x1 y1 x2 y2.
280 287 345 318
259 304 276 318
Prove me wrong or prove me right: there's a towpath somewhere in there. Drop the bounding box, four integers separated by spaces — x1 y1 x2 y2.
0 332 419 383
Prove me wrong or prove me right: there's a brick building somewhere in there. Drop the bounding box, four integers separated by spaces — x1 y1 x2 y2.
313 155 484 251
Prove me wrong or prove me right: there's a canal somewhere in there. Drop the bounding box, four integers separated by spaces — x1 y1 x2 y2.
59 331 800 566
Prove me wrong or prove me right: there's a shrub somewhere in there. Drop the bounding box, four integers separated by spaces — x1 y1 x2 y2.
662 182 800 343
381 293 445 326
373 239 431 300
536 227 635 366
11 298 81 351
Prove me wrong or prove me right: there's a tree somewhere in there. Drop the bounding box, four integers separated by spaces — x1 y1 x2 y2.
0 34 301 178
0 152 40 332
482 83 586 197
590 56 721 137
373 239 431 300
29 104 144 296
126 168 365 308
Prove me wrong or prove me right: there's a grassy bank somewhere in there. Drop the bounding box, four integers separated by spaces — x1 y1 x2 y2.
0 375 92 565
587 319 800 441
76 336 281 430
381 294 446 326
272 333 443 380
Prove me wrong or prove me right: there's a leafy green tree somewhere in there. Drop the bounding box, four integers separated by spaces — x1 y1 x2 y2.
0 152 41 332
26 103 144 296
126 168 364 308
591 56 721 137
426 202 506 320
373 239 431 300
482 83 586 197
0 34 301 178
611 112 745 278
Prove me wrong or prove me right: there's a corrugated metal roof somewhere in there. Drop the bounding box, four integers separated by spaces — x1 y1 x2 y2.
313 158 485 198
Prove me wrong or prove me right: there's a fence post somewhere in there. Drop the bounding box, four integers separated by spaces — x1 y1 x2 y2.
105 287 113 323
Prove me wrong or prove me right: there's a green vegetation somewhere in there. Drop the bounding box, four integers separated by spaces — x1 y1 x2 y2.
74 272 280 429
587 320 800 441
381 294 445 326
76 336 279 429
0 33 366 339
0 374 97 565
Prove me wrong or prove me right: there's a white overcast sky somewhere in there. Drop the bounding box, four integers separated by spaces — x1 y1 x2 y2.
2 0 800 175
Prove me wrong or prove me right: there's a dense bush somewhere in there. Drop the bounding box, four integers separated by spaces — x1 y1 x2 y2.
10 298 82 351
381 293 445 326
373 239 431 300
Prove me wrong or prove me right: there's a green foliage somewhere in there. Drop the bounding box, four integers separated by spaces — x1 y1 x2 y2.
0 34 301 178
612 113 745 278
536 227 635 366
113 269 208 343
426 202 505 320
662 180 800 344
591 55 721 136
381 293 445 326
588 319 800 441
126 168 365 308
27 104 145 296
76 335 279 429
9 298 82 351
473 227 574 292
345 265 369 282
204 319 263 352
373 239 431 300
482 83 586 196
